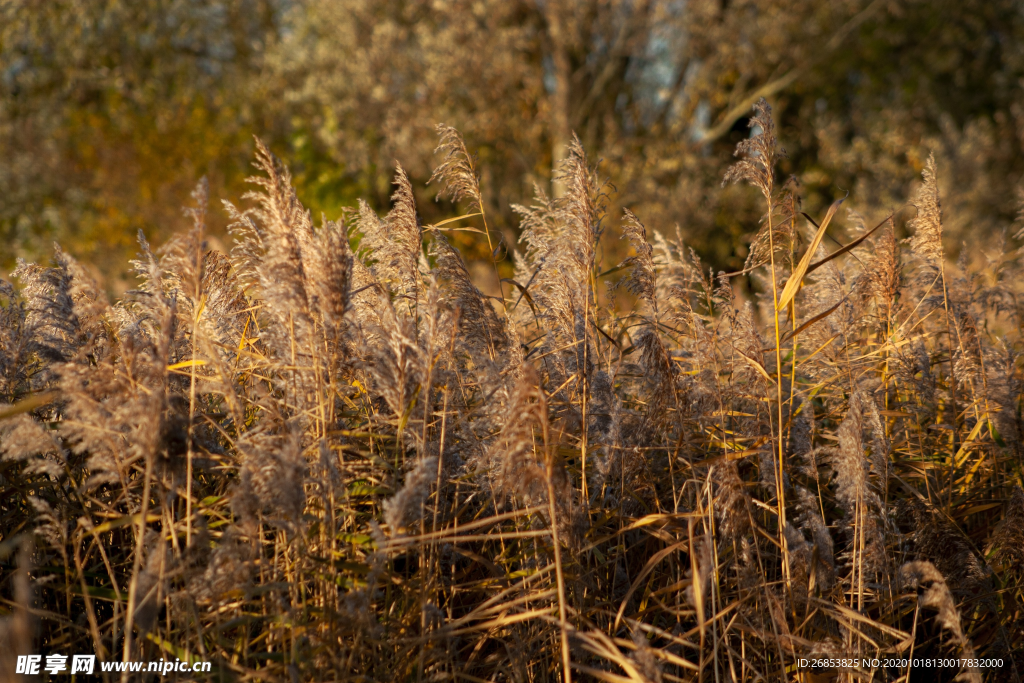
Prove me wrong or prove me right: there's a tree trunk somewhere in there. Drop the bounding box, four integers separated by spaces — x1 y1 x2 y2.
545 0 572 198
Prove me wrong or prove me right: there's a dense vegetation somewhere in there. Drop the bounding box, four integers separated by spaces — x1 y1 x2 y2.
1 102 1022 681
6 0 1024 289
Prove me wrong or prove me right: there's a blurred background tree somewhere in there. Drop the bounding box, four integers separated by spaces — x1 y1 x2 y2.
0 0 287 287
3 0 1024 292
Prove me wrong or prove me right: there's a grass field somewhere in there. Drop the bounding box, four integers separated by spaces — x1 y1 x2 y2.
1 101 1022 682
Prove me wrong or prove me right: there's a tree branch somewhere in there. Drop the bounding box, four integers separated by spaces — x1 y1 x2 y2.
692 0 887 147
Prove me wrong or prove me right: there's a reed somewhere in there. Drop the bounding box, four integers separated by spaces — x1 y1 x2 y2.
1 101 1022 682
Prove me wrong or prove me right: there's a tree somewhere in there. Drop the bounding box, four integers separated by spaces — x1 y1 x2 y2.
273 0 1024 269
0 0 286 289
4 0 1024 287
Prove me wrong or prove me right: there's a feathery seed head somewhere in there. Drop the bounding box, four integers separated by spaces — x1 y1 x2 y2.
723 97 780 200
908 154 945 265
429 124 482 213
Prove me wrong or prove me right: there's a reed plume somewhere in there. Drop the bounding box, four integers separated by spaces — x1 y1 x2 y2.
1 119 1022 683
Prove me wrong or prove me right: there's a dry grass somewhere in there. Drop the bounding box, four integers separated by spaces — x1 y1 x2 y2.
1 101 1023 682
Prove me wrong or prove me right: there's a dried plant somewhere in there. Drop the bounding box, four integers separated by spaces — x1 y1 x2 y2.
901 561 983 683
2 113 1023 683
908 154 945 266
